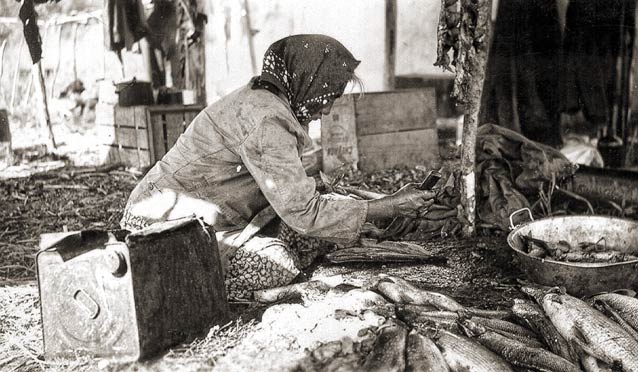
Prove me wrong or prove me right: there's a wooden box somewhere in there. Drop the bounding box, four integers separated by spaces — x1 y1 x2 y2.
37 217 229 361
321 89 440 173
97 104 204 168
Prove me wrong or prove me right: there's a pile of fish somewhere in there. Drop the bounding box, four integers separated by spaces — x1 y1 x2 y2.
520 234 638 263
294 275 638 371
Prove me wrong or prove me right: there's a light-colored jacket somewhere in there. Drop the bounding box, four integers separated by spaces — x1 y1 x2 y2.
121 82 367 244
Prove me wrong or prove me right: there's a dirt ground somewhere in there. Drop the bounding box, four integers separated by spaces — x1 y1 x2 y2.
0 162 526 372
0 134 529 371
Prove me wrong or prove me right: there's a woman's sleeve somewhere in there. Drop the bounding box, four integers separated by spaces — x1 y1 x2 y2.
238 116 368 244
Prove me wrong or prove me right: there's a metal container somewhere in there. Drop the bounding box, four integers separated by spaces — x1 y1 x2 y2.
37 217 229 361
115 78 154 107
507 209 638 297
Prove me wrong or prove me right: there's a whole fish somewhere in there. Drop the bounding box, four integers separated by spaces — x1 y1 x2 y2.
512 299 579 364
406 330 450 372
433 329 514 372
543 292 638 370
397 308 541 346
362 319 408 372
376 275 511 318
459 318 581 372
592 293 638 335
375 276 464 311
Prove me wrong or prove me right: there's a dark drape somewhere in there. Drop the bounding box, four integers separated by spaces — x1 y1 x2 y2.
479 0 563 147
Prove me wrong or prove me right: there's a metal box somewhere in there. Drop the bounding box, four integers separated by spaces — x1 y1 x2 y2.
36 217 229 361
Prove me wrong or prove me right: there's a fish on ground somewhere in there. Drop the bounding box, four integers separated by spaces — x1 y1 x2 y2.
459 318 581 372
433 329 514 372
543 292 638 370
405 329 450 372
512 298 579 364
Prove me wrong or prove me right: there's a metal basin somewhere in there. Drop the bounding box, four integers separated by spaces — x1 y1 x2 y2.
507 209 638 297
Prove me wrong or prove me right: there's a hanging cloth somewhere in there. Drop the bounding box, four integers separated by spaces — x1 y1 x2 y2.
19 0 42 64
105 0 150 57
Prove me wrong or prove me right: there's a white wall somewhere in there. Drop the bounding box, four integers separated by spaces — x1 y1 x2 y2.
204 0 448 103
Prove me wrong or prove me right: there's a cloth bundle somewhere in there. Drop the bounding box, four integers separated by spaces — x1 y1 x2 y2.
358 124 577 240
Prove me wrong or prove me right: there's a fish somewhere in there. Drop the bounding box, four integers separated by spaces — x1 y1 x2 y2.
361 319 408 372
512 298 579 364
543 292 638 370
459 318 581 372
375 275 511 318
397 308 542 348
375 276 465 311
581 354 615 372
592 293 638 335
520 283 562 305
406 329 450 372
433 329 514 372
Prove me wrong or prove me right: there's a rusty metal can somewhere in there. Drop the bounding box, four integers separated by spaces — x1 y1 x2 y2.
37 217 229 361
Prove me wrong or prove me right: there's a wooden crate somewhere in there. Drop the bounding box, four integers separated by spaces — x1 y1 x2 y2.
321 89 440 172
98 104 204 168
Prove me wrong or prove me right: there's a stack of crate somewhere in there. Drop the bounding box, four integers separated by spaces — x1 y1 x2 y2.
96 104 204 169
321 89 440 173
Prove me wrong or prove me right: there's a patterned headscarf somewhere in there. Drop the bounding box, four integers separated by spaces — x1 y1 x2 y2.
257 34 360 123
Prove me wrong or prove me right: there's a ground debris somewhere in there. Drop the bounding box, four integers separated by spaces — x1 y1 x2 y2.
0 165 136 284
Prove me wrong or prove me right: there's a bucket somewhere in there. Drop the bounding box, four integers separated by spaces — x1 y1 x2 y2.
507 208 638 296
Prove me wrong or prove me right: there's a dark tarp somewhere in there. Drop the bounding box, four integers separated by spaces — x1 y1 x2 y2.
379 124 577 240
475 123 577 230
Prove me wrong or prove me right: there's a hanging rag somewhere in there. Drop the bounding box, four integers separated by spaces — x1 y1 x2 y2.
19 0 42 64
105 0 150 57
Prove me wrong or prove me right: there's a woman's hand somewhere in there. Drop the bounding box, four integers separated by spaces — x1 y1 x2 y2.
366 183 435 221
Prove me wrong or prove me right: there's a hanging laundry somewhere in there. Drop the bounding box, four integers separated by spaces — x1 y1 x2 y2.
104 0 150 57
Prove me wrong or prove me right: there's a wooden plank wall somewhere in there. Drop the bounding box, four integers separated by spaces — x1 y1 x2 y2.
321 89 439 173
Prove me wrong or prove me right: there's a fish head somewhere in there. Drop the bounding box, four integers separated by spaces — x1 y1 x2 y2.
458 318 487 338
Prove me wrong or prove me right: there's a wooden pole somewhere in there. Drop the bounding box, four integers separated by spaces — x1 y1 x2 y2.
0 40 7 106
50 24 63 97
33 61 57 149
242 0 257 76
384 0 397 91
457 0 492 236
72 22 79 81
9 37 25 115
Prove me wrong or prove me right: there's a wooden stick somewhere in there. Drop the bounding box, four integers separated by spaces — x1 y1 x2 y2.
242 0 257 76
0 40 7 99
384 0 397 90
50 24 63 97
457 0 492 236
33 61 57 149
72 22 79 81
9 36 25 115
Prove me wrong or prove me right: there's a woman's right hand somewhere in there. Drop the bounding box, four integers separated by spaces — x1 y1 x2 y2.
366 183 435 221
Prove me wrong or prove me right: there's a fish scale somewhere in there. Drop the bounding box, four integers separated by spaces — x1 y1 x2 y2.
459 319 581 372
593 293 638 333
512 299 579 364
434 330 514 372
543 293 638 371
